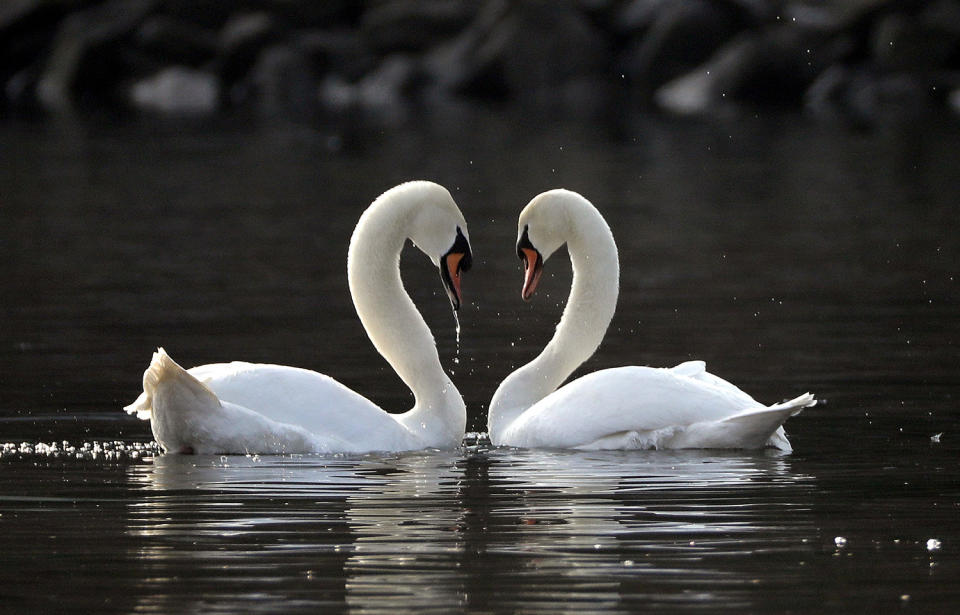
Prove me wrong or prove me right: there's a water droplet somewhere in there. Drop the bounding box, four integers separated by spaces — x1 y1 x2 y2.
451 309 461 365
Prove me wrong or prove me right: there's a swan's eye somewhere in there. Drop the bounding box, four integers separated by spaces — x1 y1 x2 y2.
517 224 535 262
450 227 472 272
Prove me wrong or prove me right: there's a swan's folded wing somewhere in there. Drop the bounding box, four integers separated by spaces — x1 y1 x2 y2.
503 365 764 449
188 362 413 450
669 360 759 408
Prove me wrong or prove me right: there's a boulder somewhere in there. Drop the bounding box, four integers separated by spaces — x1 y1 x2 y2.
0 0 69 77
294 28 376 82
1 0 69 111
805 64 934 126
871 12 957 73
36 0 158 112
259 0 357 28
356 54 422 109
215 11 281 89
134 15 217 67
618 0 746 94
360 0 477 53
655 24 838 115
128 65 219 115
248 44 320 118
424 1 609 106
421 0 511 99
320 54 423 112
614 0 675 35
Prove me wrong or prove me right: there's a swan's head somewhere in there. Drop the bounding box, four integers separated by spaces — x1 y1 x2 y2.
403 182 473 311
516 189 591 301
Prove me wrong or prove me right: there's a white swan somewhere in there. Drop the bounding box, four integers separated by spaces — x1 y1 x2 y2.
488 189 815 452
125 181 473 455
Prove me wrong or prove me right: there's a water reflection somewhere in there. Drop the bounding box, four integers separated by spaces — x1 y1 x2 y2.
463 450 818 612
126 449 817 612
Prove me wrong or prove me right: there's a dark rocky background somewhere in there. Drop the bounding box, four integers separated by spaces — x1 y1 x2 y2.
2 0 960 127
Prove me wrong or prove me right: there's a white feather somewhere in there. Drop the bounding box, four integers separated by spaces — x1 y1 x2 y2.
125 181 469 455
489 190 815 451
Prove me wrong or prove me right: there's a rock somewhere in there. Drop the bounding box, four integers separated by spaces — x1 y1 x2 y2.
421 0 511 99
0 0 65 41
4 65 41 111
614 0 676 35
655 24 836 115
294 28 376 82
803 64 854 122
0 0 69 111
427 1 608 107
356 54 422 109
128 65 219 115
134 15 217 67
318 74 355 110
215 12 281 89
922 0 960 39
872 13 956 72
35 0 158 112
576 0 617 14
248 44 319 118
153 1 235 29
724 0 779 23
949 87 960 116
2 0 956 121
259 0 357 28
804 64 934 126
849 71 933 125
318 53 425 119
618 0 746 94
360 0 477 53
501 3 610 105
784 0 893 33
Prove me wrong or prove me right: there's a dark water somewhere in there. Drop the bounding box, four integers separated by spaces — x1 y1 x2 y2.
2 110 959 612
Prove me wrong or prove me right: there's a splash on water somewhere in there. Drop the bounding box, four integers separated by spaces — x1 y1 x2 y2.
1 440 160 461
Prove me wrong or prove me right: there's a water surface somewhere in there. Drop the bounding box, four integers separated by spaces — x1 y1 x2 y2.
1 110 958 611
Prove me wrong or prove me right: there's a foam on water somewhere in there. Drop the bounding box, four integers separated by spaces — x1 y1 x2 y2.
1 439 161 461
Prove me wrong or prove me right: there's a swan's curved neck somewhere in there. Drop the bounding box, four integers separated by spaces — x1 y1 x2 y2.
488 208 619 441
347 197 465 446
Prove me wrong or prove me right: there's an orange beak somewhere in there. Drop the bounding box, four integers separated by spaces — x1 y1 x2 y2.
521 247 543 301
440 226 472 311
445 251 466 308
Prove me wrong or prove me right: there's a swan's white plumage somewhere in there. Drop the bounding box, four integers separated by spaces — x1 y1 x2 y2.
489 190 815 451
125 181 470 455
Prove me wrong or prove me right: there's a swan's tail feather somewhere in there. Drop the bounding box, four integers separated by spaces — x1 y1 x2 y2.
123 348 220 420
669 392 816 451
123 391 152 420
718 393 816 451
769 392 817 414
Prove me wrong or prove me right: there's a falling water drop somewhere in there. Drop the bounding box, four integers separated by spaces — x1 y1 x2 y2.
452 309 461 365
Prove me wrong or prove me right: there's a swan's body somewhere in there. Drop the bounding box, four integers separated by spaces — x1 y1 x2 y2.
488 189 815 452
126 181 472 455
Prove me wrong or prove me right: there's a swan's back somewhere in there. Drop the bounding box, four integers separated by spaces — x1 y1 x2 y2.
189 362 418 451
501 364 776 449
